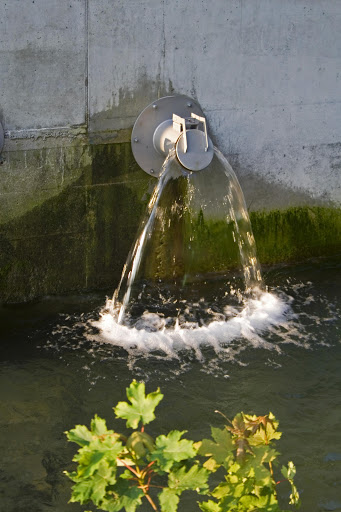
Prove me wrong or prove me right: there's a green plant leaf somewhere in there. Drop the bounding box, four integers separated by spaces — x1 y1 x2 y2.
105 480 144 512
281 462 301 508
126 431 155 459
114 380 163 429
66 424 93 447
69 472 110 506
199 500 221 512
69 478 92 504
91 415 108 436
196 427 234 471
242 492 281 511
97 459 117 484
89 435 123 454
281 461 296 481
168 464 209 493
159 488 180 512
250 414 282 446
76 450 106 478
211 481 232 499
89 473 108 505
150 430 196 471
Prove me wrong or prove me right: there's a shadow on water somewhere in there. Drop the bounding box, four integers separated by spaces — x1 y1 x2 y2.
0 258 340 511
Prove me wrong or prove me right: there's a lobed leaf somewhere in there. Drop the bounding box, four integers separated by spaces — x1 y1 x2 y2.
69 478 92 504
159 488 180 512
196 427 234 471
66 424 93 447
104 480 144 512
199 500 221 512
76 450 106 478
281 461 296 481
91 415 108 436
168 464 209 493
114 380 163 429
150 430 196 471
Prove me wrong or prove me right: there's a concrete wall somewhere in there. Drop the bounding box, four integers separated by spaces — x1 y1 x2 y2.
0 0 340 302
88 0 341 207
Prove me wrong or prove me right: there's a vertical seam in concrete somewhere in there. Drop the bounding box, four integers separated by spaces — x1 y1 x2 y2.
85 0 90 127
240 0 243 53
85 185 89 289
85 0 90 290
160 0 166 97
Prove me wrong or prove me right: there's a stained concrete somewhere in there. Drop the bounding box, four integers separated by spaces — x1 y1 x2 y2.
0 0 340 302
0 0 86 130
87 0 341 206
0 143 151 302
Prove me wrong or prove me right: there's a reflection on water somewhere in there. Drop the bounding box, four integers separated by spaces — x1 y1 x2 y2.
0 259 340 512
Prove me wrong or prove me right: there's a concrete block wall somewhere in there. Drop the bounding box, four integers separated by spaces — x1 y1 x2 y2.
0 0 340 302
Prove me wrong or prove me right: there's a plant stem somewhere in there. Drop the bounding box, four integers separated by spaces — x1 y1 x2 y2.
116 458 139 477
269 460 274 478
215 410 231 424
145 493 158 511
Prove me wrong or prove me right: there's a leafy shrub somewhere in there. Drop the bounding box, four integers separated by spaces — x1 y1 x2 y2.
65 380 300 512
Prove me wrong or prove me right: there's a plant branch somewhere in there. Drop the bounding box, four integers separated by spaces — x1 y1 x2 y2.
269 460 274 478
116 458 140 477
144 492 158 511
215 410 231 424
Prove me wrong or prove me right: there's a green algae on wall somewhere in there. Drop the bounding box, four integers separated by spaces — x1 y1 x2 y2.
0 143 92 225
140 204 341 283
0 142 151 303
250 206 341 264
1 137 341 304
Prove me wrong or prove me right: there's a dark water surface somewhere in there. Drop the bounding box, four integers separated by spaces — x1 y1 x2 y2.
0 258 340 512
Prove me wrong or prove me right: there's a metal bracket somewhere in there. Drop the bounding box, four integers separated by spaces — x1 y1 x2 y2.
191 113 209 152
172 114 187 153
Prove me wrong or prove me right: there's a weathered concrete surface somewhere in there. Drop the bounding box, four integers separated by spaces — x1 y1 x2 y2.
0 0 86 130
0 0 340 302
1 131 90 224
0 143 151 302
88 0 341 207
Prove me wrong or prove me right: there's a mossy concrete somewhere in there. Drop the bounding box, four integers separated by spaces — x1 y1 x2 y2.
0 141 340 304
0 142 151 303
250 206 341 264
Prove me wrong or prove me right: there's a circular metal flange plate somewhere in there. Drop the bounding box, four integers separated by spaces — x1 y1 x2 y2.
131 95 205 177
176 130 214 171
0 122 4 154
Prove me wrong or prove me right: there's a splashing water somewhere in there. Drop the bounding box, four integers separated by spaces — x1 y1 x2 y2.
111 148 263 331
94 290 290 360
88 148 291 356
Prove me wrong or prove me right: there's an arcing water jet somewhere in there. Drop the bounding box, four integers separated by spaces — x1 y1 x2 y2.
113 95 262 326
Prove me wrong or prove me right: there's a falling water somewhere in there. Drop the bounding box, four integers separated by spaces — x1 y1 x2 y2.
110 147 262 328
114 150 177 323
214 147 262 288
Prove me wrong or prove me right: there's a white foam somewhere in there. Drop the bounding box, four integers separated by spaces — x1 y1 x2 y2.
92 290 291 358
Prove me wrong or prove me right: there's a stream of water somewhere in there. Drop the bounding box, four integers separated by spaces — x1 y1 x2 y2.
113 148 262 330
